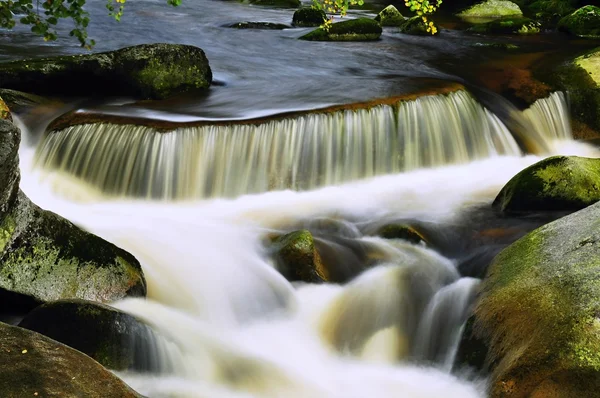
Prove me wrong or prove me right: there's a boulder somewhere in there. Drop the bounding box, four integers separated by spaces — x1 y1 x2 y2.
458 0 523 20
0 43 212 100
19 299 161 371
521 0 580 27
468 16 541 34
460 199 600 397
268 230 328 282
374 5 404 27
493 156 600 213
226 21 291 29
292 7 327 27
299 18 382 41
399 16 439 35
0 120 145 311
558 5 600 38
0 321 142 397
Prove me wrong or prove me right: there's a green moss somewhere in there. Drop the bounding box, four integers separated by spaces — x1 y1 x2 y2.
374 5 405 27
399 16 439 36
527 0 578 27
269 230 327 282
458 0 523 19
494 156 600 213
558 5 600 38
468 16 540 34
292 7 327 27
227 21 290 29
376 224 426 245
299 18 382 41
471 42 520 49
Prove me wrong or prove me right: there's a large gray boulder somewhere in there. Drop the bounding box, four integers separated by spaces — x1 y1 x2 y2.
0 120 146 312
0 321 143 397
0 43 212 100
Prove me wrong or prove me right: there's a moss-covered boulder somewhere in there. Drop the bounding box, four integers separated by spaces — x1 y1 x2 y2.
19 299 161 371
299 18 382 41
0 321 142 397
376 224 426 245
374 5 404 27
493 156 600 213
0 43 212 100
399 16 439 35
458 0 523 21
249 0 301 7
226 21 291 29
558 5 600 38
468 16 540 34
0 96 10 122
0 120 145 310
292 7 327 27
461 199 600 397
268 230 328 282
523 0 580 27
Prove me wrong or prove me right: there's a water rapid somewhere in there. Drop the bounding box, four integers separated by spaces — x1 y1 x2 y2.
15 90 600 398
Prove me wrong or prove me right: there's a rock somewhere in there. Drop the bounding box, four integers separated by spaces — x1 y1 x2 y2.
0 43 212 100
374 5 404 27
376 224 426 245
471 42 519 50
558 5 600 38
0 96 11 122
299 18 382 41
399 16 439 35
18 299 161 371
493 155 600 213
522 0 579 27
0 89 54 111
458 0 523 21
292 7 327 27
0 120 146 309
226 21 291 29
461 199 600 397
249 0 301 7
268 230 328 282
468 16 541 34
0 321 142 397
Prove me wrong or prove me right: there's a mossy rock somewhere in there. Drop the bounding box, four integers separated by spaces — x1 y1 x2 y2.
0 120 145 309
376 224 426 245
269 230 328 282
458 0 523 21
468 16 540 34
525 0 579 27
0 321 142 397
0 89 55 113
248 0 301 7
493 156 600 213
299 18 382 41
0 96 11 122
463 199 600 397
399 16 439 35
0 43 212 100
292 7 327 27
18 299 161 371
226 21 291 29
558 5 600 38
471 42 519 50
374 5 405 27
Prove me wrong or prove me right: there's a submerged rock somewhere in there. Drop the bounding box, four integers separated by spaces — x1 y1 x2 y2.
292 7 327 27
0 321 142 397
558 5 600 38
461 199 600 397
0 120 145 308
19 299 162 371
249 0 301 7
374 5 404 27
468 16 540 34
299 18 382 41
493 156 600 213
399 16 439 35
0 43 212 100
269 230 328 282
376 224 426 245
458 0 522 20
226 21 291 29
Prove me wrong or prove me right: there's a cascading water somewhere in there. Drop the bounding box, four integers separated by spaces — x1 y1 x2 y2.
14 90 600 398
33 90 522 199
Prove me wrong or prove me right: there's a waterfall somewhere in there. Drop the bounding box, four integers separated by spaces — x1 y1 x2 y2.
34 90 522 200
522 91 572 142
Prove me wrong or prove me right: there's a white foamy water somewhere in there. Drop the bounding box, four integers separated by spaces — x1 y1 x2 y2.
13 92 600 398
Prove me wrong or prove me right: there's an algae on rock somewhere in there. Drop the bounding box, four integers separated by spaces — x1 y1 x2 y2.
467 16 540 34
493 156 600 213
458 0 522 20
292 7 327 27
558 5 600 38
299 18 382 41
269 230 328 282
375 5 405 27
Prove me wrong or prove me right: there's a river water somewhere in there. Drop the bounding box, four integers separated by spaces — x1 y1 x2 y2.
4 1 600 397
